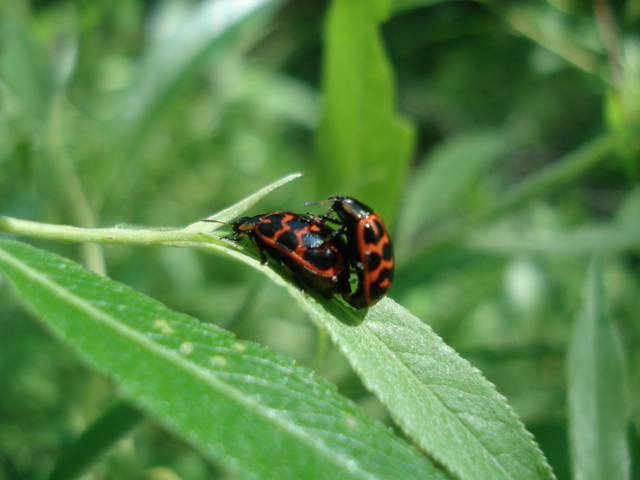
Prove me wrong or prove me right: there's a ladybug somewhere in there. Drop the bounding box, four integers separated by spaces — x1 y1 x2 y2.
203 212 351 299
305 196 394 309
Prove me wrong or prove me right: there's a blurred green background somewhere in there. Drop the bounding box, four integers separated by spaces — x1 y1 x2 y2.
1 0 639 479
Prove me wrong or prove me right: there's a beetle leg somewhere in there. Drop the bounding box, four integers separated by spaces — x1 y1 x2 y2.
219 232 270 264
219 229 245 242
307 213 342 226
341 291 368 310
324 206 337 218
220 235 241 242
333 224 348 237
243 233 269 265
218 232 269 265
306 214 346 243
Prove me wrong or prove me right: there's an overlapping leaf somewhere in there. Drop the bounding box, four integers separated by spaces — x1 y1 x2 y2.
0 239 446 480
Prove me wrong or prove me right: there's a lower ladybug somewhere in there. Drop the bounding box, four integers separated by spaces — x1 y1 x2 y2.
305 196 394 309
204 212 351 299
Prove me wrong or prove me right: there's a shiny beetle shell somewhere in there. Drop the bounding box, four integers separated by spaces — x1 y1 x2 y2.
306 197 394 309
212 212 351 299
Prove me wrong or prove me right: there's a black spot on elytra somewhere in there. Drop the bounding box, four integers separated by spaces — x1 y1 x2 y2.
369 282 387 300
256 215 284 238
277 230 299 251
303 246 338 270
366 252 381 271
383 241 393 260
366 267 393 302
363 219 385 244
379 266 394 284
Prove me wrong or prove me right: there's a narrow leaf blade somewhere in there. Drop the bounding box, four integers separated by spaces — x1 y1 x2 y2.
48 403 144 480
0 239 446 480
315 0 414 222
567 260 629 480
395 128 508 253
113 0 281 160
184 172 303 232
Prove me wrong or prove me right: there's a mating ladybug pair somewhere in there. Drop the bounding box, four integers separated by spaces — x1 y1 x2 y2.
204 197 394 309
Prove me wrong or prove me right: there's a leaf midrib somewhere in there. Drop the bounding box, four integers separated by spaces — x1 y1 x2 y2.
333 307 521 480
0 244 380 480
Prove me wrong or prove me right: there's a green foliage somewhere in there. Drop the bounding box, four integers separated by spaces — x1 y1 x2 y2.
315 0 414 222
1 0 639 479
568 260 629 480
0 176 553 479
48 403 144 480
0 239 445 480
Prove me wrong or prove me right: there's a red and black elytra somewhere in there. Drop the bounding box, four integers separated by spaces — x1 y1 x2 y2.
204 212 351 299
305 196 394 309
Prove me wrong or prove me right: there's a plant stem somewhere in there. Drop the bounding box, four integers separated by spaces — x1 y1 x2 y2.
0 216 209 247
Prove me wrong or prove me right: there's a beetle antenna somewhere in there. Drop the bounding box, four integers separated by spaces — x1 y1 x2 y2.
201 219 233 225
304 196 342 207
304 199 332 207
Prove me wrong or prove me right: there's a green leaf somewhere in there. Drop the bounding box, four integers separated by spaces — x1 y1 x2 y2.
48 402 144 480
194 201 555 480
567 259 629 480
392 0 454 13
112 0 282 161
395 128 507 254
0 172 553 480
0 239 446 480
0 17 53 129
184 172 303 231
408 132 618 256
307 299 556 480
315 0 414 223
465 223 640 256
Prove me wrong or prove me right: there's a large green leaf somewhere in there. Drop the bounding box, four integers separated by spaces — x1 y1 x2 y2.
0 239 446 480
315 0 414 223
0 175 554 480
567 260 629 480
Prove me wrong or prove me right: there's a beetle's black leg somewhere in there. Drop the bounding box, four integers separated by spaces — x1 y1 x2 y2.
216 232 269 263
324 206 337 218
306 214 346 242
333 224 347 237
220 235 241 242
218 229 245 242
307 213 342 226
244 233 269 265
